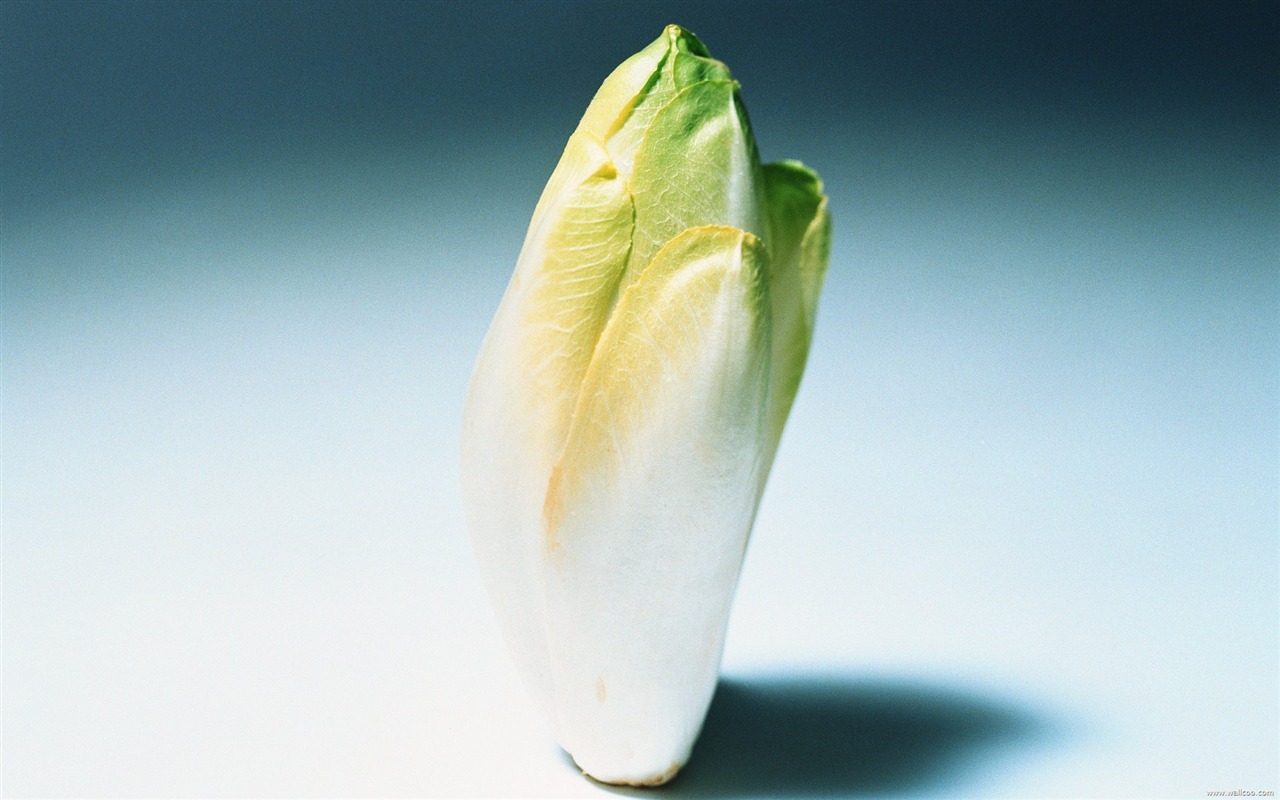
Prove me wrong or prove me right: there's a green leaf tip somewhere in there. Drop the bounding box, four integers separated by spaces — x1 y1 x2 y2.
661 24 711 57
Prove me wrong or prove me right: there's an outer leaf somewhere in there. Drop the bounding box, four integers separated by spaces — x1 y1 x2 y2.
761 160 831 458
594 26 732 177
538 226 771 784
625 79 767 291
574 29 672 143
461 135 634 719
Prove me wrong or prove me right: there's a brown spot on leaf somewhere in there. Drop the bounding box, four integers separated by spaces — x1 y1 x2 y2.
542 464 564 550
620 761 682 787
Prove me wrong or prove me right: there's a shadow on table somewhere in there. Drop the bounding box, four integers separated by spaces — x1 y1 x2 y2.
589 672 1057 798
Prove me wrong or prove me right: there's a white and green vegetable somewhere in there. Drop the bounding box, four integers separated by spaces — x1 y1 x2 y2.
461 24 830 786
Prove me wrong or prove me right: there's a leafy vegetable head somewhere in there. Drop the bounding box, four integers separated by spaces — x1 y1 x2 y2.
462 24 830 786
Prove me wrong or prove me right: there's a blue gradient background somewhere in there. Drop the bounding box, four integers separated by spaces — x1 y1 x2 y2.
3 1 1276 796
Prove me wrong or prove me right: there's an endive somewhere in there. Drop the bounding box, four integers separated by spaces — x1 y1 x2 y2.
462 24 830 786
